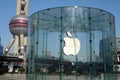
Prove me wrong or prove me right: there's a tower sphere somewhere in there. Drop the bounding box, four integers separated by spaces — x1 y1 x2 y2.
9 15 28 36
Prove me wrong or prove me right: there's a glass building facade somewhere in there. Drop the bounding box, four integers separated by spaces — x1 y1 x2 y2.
27 6 117 80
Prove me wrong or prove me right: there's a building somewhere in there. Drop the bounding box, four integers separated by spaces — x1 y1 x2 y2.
115 38 120 62
27 6 116 80
116 37 120 51
0 37 3 55
114 38 120 72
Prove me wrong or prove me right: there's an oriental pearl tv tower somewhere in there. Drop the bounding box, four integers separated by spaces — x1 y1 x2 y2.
4 0 29 72
5 0 29 55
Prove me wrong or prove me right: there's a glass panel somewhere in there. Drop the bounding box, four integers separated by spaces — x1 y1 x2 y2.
27 6 117 80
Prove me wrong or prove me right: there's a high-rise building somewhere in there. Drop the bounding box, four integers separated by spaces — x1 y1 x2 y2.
116 37 120 51
99 37 120 61
0 37 3 55
116 37 120 62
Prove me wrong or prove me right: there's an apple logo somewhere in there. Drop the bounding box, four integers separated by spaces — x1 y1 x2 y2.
63 31 80 56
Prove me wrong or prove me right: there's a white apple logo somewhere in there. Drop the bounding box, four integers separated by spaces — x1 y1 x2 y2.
63 31 80 56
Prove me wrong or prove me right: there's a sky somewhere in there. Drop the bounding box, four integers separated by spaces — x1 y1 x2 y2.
0 0 120 48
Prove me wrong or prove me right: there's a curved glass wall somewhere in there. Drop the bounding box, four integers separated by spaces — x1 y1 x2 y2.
27 6 117 80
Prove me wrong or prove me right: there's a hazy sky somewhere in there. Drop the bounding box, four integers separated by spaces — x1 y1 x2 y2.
0 0 120 48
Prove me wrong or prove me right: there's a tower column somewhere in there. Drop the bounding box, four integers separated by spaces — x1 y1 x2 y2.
5 38 15 53
24 36 27 46
20 34 24 53
14 35 19 55
20 34 24 47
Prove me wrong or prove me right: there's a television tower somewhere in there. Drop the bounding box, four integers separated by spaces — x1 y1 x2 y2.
5 0 29 55
5 0 29 72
